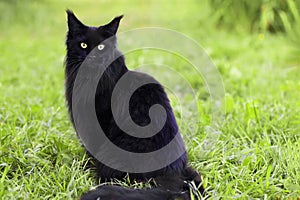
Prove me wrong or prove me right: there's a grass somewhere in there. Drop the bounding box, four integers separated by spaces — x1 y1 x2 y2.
0 0 300 199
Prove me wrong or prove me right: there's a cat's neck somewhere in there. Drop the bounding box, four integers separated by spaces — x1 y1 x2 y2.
98 54 128 92
65 53 128 120
65 52 128 94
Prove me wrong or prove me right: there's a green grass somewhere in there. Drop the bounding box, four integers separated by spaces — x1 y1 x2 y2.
0 0 300 199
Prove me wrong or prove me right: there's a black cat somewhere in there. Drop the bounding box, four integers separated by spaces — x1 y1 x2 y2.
65 10 205 199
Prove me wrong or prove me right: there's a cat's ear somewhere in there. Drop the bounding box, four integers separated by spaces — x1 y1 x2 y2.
66 9 85 32
103 15 123 35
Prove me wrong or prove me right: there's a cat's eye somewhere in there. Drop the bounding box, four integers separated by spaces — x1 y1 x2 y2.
98 44 105 51
80 42 87 49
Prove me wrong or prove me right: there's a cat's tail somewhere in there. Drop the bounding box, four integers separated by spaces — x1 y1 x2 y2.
81 185 192 200
80 166 207 200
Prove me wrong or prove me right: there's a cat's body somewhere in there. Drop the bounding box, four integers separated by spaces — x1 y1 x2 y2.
65 10 205 199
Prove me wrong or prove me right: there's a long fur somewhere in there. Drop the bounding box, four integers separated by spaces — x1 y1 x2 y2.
65 10 205 199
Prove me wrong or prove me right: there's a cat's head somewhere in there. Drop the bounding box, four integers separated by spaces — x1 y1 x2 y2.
66 10 123 60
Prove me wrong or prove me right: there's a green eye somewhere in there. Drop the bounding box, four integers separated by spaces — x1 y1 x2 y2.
80 42 87 49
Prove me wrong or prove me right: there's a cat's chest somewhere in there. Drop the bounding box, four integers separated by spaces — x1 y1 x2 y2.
94 86 116 117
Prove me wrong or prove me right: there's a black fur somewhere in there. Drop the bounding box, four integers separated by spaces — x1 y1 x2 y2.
65 10 205 199
81 167 205 200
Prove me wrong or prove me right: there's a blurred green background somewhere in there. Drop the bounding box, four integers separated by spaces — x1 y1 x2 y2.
0 0 299 199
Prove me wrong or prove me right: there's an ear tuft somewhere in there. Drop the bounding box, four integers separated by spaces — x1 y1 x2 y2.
66 9 74 16
104 15 124 34
66 9 85 32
